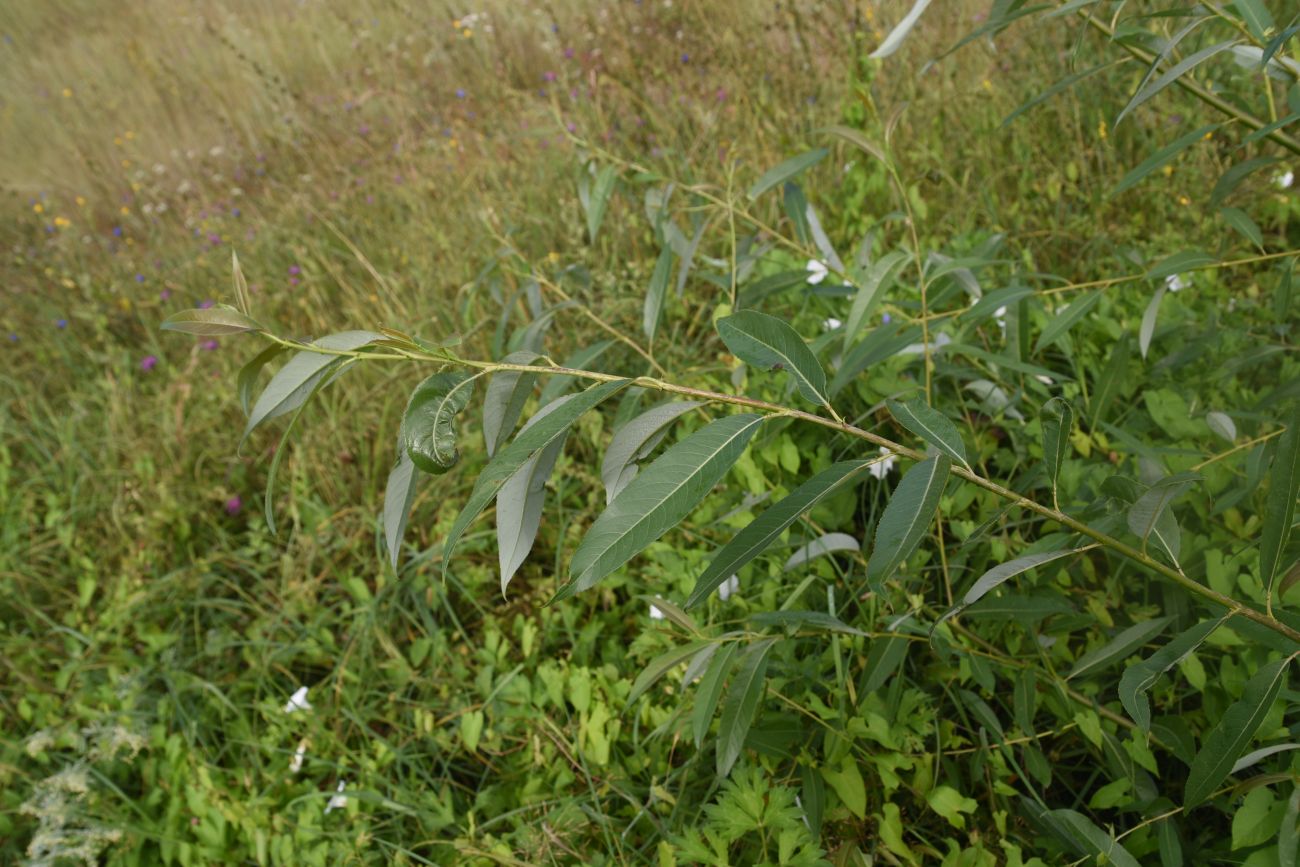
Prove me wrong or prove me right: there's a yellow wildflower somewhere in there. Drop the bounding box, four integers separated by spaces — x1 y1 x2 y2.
75 196 86 207
32 203 43 214
1178 195 1191 206
120 206 130 216
62 88 72 98
1097 119 1108 141
54 216 71 228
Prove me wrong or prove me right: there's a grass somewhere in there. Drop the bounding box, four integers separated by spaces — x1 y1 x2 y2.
3 0 1298 864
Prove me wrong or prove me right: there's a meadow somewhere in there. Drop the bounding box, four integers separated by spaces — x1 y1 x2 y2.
3 0 1300 864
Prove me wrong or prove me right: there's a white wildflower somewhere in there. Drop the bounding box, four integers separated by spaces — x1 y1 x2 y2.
1165 273 1189 293
868 447 897 480
1277 170 1294 190
649 603 665 620
1034 375 1054 385
324 781 348 814
289 741 307 774
805 258 828 285
822 317 843 331
283 687 312 714
993 305 1007 331
717 575 740 601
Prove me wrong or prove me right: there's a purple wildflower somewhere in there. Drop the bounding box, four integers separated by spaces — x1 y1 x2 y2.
225 496 242 516
112 226 123 237
199 299 214 309
200 339 219 351
288 265 301 276
882 313 892 324
455 88 466 99
140 355 158 372
543 71 556 82
159 289 172 301
135 273 145 282
55 319 67 329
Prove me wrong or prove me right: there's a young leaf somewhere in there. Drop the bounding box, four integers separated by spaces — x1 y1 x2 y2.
1066 617 1173 682
1119 616 1227 730
1185 656 1291 808
692 641 739 748
844 251 910 351
1041 397 1073 508
716 310 829 406
869 0 934 59
482 351 541 457
1112 123 1222 195
401 372 476 475
497 397 573 595
584 164 617 242
1261 409 1300 602
687 460 873 607
383 450 419 571
442 379 630 580
626 639 713 705
1035 291 1101 354
1139 286 1167 360
887 398 970 469
557 413 765 600
1233 0 1274 42
162 306 264 335
1206 411 1237 442
935 549 1080 629
244 331 383 441
1116 41 1239 127
643 246 675 342
1043 809 1141 867
601 401 701 505
1128 476 1198 562
866 454 951 591
1220 207 1264 249
747 148 828 200
716 638 776 778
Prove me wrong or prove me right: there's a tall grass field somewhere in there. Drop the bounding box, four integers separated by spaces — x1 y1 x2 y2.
3 1 1300 864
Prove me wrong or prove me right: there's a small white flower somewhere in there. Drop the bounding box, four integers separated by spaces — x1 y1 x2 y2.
822 317 843 331
1034 375 1054 385
649 603 665 620
324 781 348 814
289 741 307 774
805 259 829 285
993 305 1007 331
717 575 740 601
868 447 897 480
1278 170 1294 190
1165 273 1189 293
283 687 312 714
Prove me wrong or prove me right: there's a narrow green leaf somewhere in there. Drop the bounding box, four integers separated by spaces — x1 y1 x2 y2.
716 638 776 778
866 454 951 591
383 450 419 572
820 124 888 165
1116 41 1239 127
263 366 343 535
244 331 382 441
1281 784 1300 867
1232 743 1300 775
482 351 541 457
1139 286 1167 360
162 305 264 336
1128 476 1199 562
888 398 970 469
687 460 873 607
1035 291 1101 354
1120 616 1226 731
1185 656 1291 808
584 164 617 242
717 310 829 406
1147 250 1215 281
1041 397 1073 507
497 397 572 595
1067 617 1173 682
783 532 860 571
749 610 868 637
1113 123 1222 195
1090 335 1131 427
1221 207 1264 248
1262 409 1300 600
692 642 739 748
401 372 475 475
936 549 1080 629
1043 809 1141 867
231 249 252 315
237 344 287 416
965 284 1033 323
601 401 701 505
1211 155 1281 208
1233 0 1274 41
442 379 630 580
869 0 933 59
747 148 828 200
643 246 675 342
627 639 713 705
558 413 765 600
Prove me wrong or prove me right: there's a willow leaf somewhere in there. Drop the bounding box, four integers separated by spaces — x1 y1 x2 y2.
866 454 950 591
887 399 970 468
717 310 829 406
